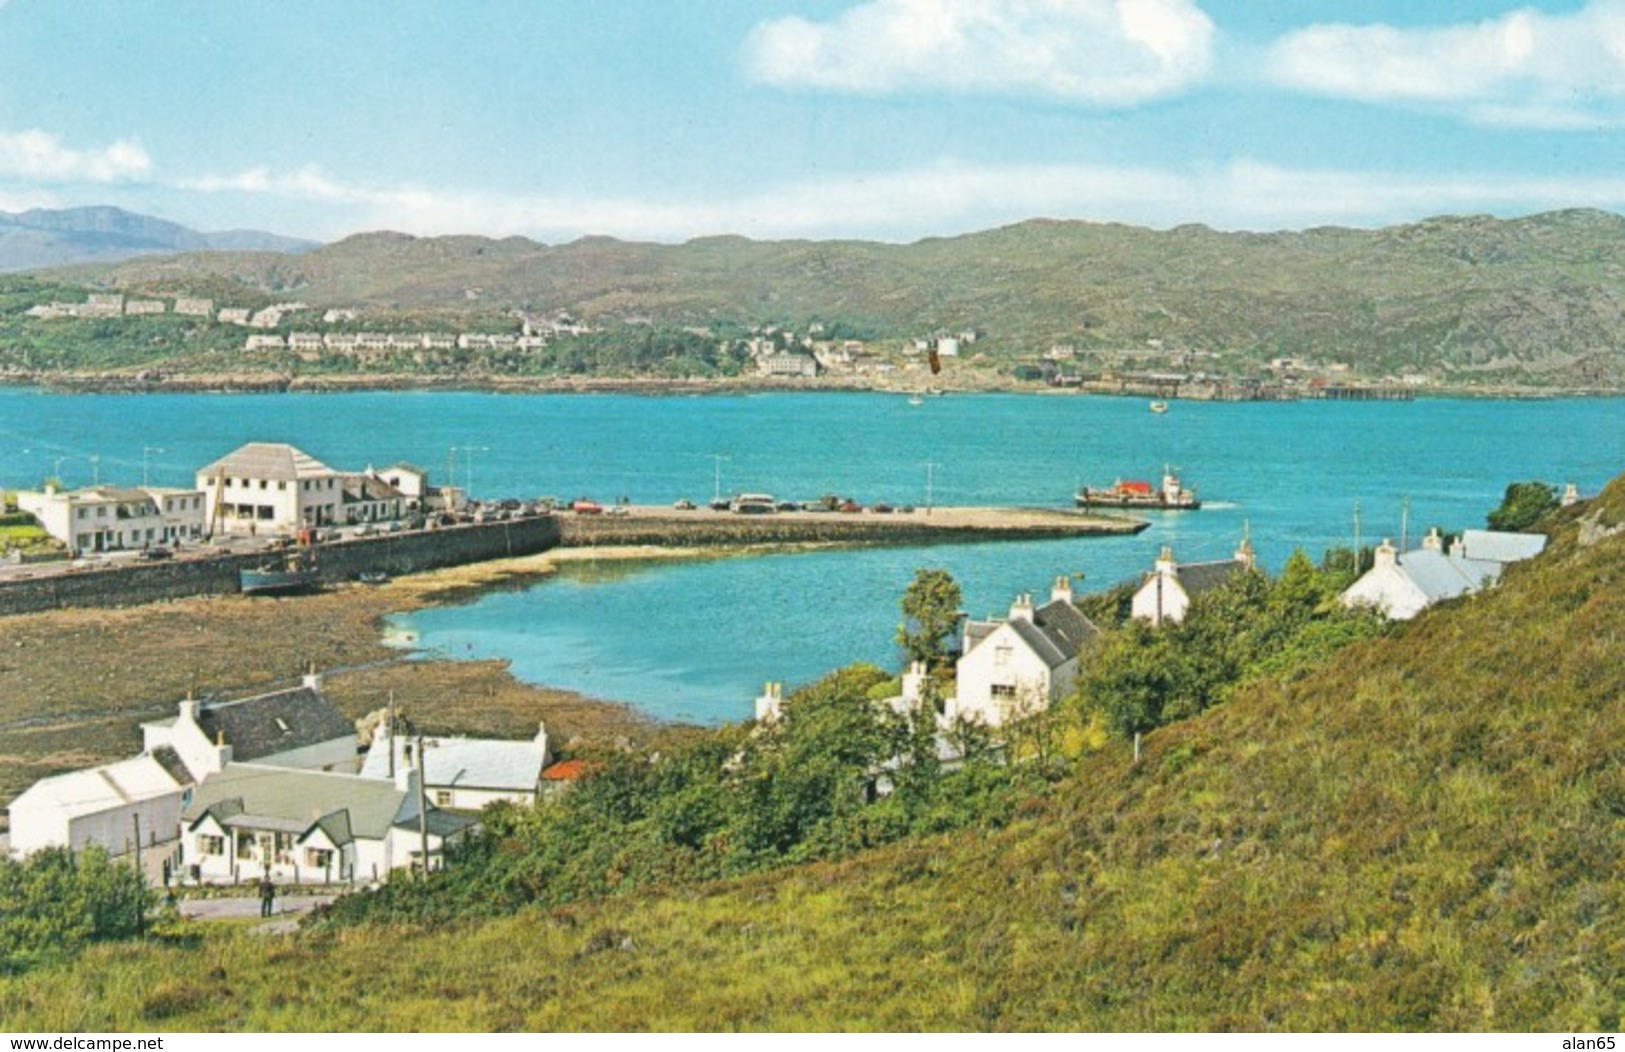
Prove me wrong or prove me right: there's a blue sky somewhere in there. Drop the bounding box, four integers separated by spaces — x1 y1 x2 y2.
4 0 1625 243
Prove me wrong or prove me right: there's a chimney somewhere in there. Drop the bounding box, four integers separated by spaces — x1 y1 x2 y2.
1422 527 1443 552
1374 538 1398 569
1009 593 1035 623
1234 534 1256 570
755 682 784 723
302 662 322 693
395 741 418 794
178 693 199 725
1154 546 1177 578
535 720 552 766
1562 482 1580 507
1050 576 1073 605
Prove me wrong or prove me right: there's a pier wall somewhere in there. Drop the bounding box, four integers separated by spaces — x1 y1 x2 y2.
558 512 1143 548
0 516 560 617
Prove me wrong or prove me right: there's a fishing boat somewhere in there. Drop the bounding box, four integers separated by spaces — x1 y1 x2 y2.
1075 469 1201 510
241 545 319 596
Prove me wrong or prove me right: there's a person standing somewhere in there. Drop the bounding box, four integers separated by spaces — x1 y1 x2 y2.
258 875 276 917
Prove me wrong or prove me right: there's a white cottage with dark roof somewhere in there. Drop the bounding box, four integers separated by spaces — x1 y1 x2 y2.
951 576 1099 727
1339 528 1546 621
141 671 358 777
1131 536 1257 627
179 762 476 885
359 715 552 809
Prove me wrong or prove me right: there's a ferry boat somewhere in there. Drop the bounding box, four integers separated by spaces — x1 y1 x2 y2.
1075 470 1201 510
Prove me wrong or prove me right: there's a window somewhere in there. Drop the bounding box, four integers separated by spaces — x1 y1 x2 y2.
435 790 453 807
994 644 1012 666
199 834 224 856
991 684 1018 699
277 481 286 491
275 832 295 864
76 508 88 519
236 835 256 860
305 847 332 869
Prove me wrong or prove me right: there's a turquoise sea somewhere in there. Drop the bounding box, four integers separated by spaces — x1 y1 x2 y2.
2 389 1620 724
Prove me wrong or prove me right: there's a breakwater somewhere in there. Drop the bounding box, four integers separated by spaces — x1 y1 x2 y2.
0 516 560 617
558 506 1148 549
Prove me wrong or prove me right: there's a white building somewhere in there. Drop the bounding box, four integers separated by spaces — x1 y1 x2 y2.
140 673 359 778
6 748 195 859
951 577 1099 727
359 716 552 810
1339 528 1547 621
1131 537 1257 627
179 763 476 885
16 484 206 553
196 442 342 535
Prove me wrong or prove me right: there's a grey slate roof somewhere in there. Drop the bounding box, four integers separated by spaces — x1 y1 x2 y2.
149 745 197 786
966 598 1100 671
1397 550 1503 602
184 764 417 843
195 686 355 763
341 474 405 504
1459 529 1547 564
1173 559 1248 598
197 442 334 481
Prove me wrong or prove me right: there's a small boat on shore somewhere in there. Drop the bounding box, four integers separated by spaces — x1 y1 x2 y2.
1075 469 1201 510
241 546 319 596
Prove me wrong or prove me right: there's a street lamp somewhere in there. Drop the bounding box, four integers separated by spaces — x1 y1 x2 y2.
50 453 101 489
142 446 165 487
451 445 490 501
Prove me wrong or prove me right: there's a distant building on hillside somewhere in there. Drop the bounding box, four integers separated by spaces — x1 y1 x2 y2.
1339 528 1546 620
1131 536 1257 626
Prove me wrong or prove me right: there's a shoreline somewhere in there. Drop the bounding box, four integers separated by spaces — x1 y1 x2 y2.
2 371 1620 400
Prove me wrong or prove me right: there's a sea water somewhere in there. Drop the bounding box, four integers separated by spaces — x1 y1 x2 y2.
2 389 1620 723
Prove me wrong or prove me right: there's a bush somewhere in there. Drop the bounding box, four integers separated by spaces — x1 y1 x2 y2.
0 847 153 972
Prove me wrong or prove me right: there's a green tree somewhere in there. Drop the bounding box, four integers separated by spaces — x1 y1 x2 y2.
1487 481 1559 532
896 568 964 669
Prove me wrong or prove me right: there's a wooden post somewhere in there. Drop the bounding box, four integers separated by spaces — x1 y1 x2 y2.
1133 731 1142 766
132 814 145 937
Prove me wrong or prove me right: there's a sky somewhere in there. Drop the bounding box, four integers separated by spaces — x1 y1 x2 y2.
4 0 1625 244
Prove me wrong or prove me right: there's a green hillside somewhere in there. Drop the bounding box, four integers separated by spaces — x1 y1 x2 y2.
2 480 1621 1031
27 209 1625 389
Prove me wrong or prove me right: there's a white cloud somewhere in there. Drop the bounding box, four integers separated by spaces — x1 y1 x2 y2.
743 0 1214 105
0 129 151 183
1268 1 1625 128
169 157 1625 243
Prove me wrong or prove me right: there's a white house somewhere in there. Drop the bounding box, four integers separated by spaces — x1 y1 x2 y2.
359 716 552 810
1339 528 1547 621
6 748 195 859
140 672 359 777
1131 537 1257 627
196 442 343 535
951 576 1099 727
16 484 206 553
179 763 477 885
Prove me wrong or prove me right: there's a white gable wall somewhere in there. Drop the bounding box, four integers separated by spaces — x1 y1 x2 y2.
952 621 1065 728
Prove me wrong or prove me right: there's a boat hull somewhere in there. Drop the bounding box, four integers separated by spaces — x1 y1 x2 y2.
1074 492 1201 510
240 568 319 595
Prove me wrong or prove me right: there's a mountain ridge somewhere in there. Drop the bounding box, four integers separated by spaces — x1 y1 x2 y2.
0 205 318 273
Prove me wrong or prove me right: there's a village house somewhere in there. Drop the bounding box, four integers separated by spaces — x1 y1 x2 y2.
16 483 206 553
1339 528 1547 620
179 762 476 885
758 351 819 378
6 748 196 859
173 297 214 317
140 672 359 778
951 576 1099 727
196 442 343 534
1131 536 1257 626
359 716 553 809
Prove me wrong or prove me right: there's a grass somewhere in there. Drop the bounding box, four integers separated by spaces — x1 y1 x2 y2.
2 479 1622 1030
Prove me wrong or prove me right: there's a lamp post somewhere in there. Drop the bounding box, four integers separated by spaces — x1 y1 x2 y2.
142 446 165 488
708 453 729 506
923 461 940 516
451 445 490 502
50 453 101 489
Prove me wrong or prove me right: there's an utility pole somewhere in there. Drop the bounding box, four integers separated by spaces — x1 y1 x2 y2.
923 461 939 516
132 813 145 936
416 730 431 880
387 691 397 780
1401 496 1411 554
1353 499 1362 572
141 446 165 487
708 453 729 505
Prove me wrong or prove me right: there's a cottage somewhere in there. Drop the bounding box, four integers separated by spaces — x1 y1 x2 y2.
951 577 1099 727
360 716 552 809
1131 536 1257 626
6 748 195 859
340 473 406 525
141 672 358 777
179 763 476 885
1339 528 1546 620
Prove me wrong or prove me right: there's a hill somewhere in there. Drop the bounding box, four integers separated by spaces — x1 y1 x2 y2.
0 206 317 273
45 208 1625 388
2 478 1621 1030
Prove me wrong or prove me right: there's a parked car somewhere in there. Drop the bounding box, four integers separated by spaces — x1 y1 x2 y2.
776 500 800 512
837 501 862 513
606 504 630 517
870 502 895 514
673 498 696 510
572 500 604 515
138 546 173 561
